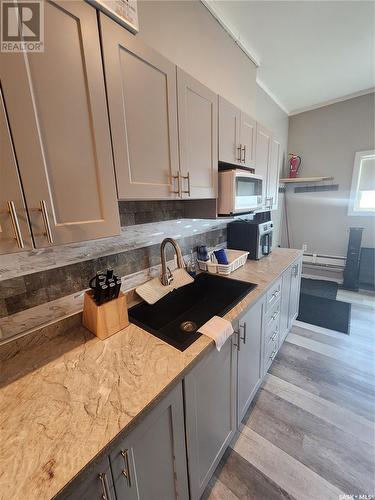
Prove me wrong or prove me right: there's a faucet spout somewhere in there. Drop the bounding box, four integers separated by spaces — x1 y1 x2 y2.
160 238 185 286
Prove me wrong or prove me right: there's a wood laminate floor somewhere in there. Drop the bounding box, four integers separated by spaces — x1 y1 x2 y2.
203 300 375 500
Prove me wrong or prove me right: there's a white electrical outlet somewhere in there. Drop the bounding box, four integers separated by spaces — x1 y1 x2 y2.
302 243 307 252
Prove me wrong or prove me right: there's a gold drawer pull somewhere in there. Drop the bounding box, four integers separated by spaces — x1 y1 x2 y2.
39 200 53 244
7 201 24 249
98 472 113 500
172 172 182 196
121 449 132 487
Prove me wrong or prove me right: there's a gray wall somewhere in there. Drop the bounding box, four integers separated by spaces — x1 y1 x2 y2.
137 0 257 116
287 93 375 256
255 84 289 247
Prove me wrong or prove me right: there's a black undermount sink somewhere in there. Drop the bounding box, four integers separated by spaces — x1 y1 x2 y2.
129 273 257 351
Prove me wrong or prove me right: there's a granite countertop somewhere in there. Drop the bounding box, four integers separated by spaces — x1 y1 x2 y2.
0 248 301 500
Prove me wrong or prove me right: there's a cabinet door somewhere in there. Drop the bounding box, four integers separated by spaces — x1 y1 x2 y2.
57 454 115 500
218 97 241 165
100 14 180 200
184 339 237 500
237 297 265 425
255 123 272 207
177 69 218 199
267 136 281 210
280 267 292 345
240 112 256 168
110 383 189 500
288 258 302 329
0 85 33 254
0 1 120 247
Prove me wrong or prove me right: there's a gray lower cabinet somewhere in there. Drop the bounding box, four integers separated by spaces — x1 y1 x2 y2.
109 382 189 500
184 338 237 500
57 383 188 500
57 260 302 500
288 258 302 329
280 267 293 345
57 455 115 500
237 297 265 425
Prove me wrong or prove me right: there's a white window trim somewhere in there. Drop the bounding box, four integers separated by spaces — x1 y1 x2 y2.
348 149 375 216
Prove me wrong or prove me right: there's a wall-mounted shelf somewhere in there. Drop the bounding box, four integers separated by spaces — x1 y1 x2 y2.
279 176 334 184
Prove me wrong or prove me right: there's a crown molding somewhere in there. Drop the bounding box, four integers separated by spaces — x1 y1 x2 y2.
289 87 375 116
256 78 290 115
201 0 260 67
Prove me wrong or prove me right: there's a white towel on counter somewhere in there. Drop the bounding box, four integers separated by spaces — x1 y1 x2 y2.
198 316 234 351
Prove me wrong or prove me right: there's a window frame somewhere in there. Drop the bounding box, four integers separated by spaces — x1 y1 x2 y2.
348 149 375 217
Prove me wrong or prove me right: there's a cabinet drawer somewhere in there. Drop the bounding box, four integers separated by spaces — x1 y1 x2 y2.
265 319 279 346
264 338 278 373
265 297 280 328
266 279 282 311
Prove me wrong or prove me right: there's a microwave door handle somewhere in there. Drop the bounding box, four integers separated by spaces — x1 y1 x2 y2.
263 234 270 256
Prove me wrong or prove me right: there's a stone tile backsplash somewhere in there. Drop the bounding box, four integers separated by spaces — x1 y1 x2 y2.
0 225 227 318
118 200 185 226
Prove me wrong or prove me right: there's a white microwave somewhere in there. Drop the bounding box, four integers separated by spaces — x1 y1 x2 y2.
218 169 263 215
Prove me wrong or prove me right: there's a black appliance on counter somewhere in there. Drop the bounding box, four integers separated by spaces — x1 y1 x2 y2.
228 218 273 260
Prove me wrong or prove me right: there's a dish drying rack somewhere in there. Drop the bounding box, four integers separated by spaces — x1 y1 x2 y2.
197 249 249 275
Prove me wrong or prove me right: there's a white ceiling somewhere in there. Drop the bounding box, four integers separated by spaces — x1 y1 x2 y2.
205 0 375 114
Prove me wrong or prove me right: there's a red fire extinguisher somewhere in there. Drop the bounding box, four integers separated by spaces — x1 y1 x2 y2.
289 154 301 178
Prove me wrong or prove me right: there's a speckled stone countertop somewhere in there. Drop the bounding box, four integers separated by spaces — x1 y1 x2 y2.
0 248 301 500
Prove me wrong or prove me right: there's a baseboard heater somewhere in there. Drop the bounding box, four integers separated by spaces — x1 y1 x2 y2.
303 253 346 269
302 253 346 283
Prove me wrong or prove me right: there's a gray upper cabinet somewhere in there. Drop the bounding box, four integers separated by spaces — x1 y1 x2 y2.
219 97 256 168
109 382 189 500
255 123 272 208
237 297 265 425
0 1 120 248
184 338 237 500
0 85 33 255
100 13 180 200
255 123 281 211
267 136 281 210
240 112 256 168
219 97 241 165
177 69 218 199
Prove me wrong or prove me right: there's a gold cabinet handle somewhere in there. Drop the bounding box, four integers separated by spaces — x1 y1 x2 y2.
181 172 191 196
172 172 182 196
7 201 24 249
39 200 53 244
121 449 132 487
98 472 113 500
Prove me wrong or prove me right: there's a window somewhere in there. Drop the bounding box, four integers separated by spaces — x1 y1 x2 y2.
348 150 375 216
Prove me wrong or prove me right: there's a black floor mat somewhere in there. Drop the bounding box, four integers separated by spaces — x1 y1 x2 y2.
297 294 351 334
300 278 338 299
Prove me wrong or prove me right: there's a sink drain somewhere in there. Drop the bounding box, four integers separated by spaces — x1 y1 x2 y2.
180 320 198 333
